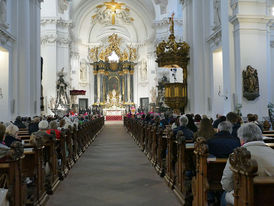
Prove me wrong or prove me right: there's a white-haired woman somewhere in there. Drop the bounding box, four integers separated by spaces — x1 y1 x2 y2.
173 115 194 140
221 123 274 205
3 124 21 147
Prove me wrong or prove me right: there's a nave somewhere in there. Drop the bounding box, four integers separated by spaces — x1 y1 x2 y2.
46 124 180 206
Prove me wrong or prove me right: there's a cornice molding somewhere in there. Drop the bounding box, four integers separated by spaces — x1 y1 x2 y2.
153 18 183 27
0 26 15 46
207 27 222 48
41 34 71 46
41 18 73 28
230 15 272 25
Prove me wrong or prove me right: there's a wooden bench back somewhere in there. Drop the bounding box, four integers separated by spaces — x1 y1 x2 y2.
229 147 274 206
192 137 227 206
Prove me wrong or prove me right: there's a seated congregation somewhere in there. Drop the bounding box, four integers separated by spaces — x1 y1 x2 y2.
125 111 274 206
0 114 104 206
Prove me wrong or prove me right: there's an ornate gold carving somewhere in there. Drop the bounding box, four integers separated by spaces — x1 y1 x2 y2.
164 83 187 110
89 47 101 62
92 0 134 25
123 69 129 74
156 13 190 110
98 69 105 74
156 13 190 69
229 147 258 175
242 65 260 101
128 46 137 61
110 62 118 71
194 137 208 156
122 50 129 61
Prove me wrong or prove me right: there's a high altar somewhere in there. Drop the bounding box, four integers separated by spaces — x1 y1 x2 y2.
89 34 137 119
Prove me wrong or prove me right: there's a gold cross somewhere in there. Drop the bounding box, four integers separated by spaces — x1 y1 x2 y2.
104 0 125 25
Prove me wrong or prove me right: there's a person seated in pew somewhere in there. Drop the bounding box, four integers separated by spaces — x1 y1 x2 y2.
247 113 263 132
226 112 241 138
221 123 274 206
46 121 61 140
263 120 271 131
13 116 26 129
207 121 241 158
213 114 226 129
159 113 168 128
3 124 21 147
28 116 40 135
173 115 194 140
186 114 198 133
194 117 216 141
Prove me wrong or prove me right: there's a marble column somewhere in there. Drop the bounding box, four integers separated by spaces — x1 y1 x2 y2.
130 71 134 102
99 71 104 103
127 73 130 102
231 0 270 117
93 71 98 103
17 0 31 115
97 72 101 103
124 71 128 102
104 74 108 102
119 72 124 102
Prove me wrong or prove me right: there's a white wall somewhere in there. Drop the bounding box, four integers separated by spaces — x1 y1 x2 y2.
0 49 9 121
212 50 224 115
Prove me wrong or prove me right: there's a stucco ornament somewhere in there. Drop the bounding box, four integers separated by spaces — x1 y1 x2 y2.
139 59 148 81
58 0 70 13
92 0 134 25
0 0 7 27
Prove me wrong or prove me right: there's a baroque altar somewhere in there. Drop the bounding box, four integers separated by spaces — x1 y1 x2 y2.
89 33 137 109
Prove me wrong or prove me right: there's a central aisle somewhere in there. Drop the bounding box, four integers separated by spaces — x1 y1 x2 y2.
46 124 180 206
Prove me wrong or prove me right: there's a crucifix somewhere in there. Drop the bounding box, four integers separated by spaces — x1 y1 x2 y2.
104 0 125 25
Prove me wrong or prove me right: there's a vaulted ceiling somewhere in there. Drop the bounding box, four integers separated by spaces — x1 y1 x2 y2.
71 0 160 44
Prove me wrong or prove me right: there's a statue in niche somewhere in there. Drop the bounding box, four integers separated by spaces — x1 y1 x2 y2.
55 68 70 109
150 87 157 104
0 0 7 27
213 0 221 27
80 62 87 82
140 59 147 81
242 65 260 101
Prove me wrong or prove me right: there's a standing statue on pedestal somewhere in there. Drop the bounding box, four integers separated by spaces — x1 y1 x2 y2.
55 68 70 111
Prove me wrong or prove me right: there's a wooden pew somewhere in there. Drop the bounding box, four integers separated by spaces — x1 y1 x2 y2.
0 143 25 206
173 131 195 205
192 137 227 206
155 126 166 177
22 145 47 205
164 125 176 188
229 147 274 206
151 125 159 166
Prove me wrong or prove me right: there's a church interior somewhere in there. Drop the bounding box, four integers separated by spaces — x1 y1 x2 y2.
0 0 274 205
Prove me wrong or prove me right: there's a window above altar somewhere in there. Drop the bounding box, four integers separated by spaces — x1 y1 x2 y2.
108 51 119 62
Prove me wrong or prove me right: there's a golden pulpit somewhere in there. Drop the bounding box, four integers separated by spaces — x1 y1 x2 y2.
155 13 190 113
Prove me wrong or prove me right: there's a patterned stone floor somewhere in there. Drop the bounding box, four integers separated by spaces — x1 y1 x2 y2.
46 123 180 206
